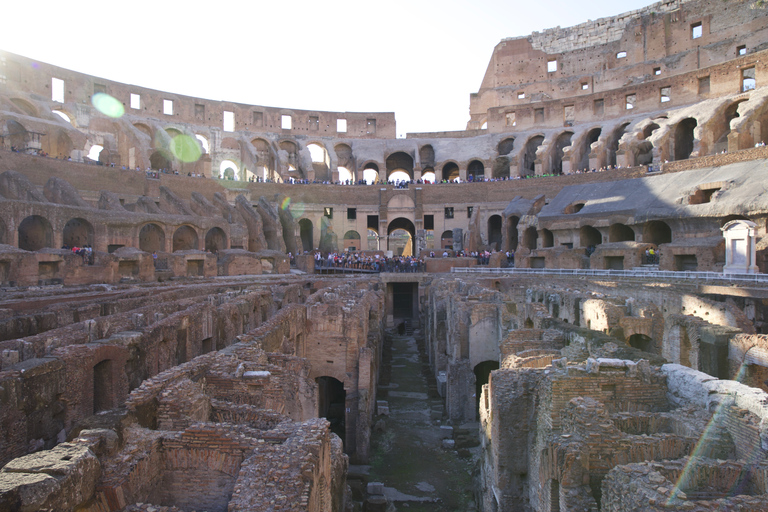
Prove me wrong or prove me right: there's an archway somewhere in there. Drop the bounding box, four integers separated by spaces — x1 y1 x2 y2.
385 152 414 181
388 218 415 256
505 216 519 251
18 215 53 251
308 143 330 181
419 145 435 167
204 227 227 253
608 123 630 166
523 136 544 176
220 159 239 180
139 223 165 253
422 169 436 183
674 118 697 161
474 361 500 413
579 128 602 171
643 221 672 245
442 162 460 182
440 230 454 250
343 230 361 251
580 225 602 248
317 377 346 445
488 215 502 250
173 226 199 252
609 223 635 242
553 132 573 174
467 160 485 181
6 120 28 150
498 137 515 155
299 219 313 252
541 229 554 248
149 150 171 171
63 218 94 247
362 162 380 184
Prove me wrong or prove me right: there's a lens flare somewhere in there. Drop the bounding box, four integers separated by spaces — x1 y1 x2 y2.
291 201 305 218
92 93 125 118
170 134 202 163
280 197 291 210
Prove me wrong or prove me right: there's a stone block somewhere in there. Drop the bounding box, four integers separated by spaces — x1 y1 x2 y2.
376 400 389 416
367 482 384 495
439 425 454 439
442 438 455 449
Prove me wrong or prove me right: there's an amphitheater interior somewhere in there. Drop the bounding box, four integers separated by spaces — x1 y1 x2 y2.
4 0 768 510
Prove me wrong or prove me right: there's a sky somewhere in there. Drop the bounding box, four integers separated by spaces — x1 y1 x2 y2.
1 0 655 136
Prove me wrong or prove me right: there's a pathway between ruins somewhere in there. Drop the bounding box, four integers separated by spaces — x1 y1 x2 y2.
363 329 478 511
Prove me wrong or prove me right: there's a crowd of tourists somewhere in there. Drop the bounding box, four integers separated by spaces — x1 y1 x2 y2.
61 244 94 265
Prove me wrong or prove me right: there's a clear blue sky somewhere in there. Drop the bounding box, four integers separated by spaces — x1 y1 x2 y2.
1 0 655 136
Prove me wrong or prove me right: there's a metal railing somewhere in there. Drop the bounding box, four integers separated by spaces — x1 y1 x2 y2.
450 266 768 284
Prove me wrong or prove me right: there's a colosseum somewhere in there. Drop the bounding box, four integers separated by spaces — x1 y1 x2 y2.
2 0 768 510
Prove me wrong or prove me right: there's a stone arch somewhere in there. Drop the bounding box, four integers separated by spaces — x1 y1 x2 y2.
541 228 554 248
18 215 53 251
523 135 544 176
609 223 635 242
343 230 361 251
299 219 314 252
643 123 660 139
628 334 653 353
505 216 519 252
488 215 502 251
440 230 454 250
63 218 94 247
419 145 435 167
204 227 227 253
334 143 353 169
316 376 346 444
133 123 153 138
608 122 630 166
467 160 485 181
674 118 698 161
150 150 171 170
552 131 573 175
173 225 199 252
498 137 515 155
307 142 330 181
579 128 602 171
10 98 38 117
49 129 74 160
387 217 416 256
442 162 459 181
6 119 28 150
523 226 538 250
580 225 602 248
385 151 414 181
643 221 672 245
713 100 747 154
139 223 165 253
361 161 380 184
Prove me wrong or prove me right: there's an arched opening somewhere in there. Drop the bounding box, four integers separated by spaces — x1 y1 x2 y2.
643 123 660 140
442 162 460 182
343 230 361 251
63 218 94 248
523 227 538 251
609 223 635 242
362 162 379 184
86 144 104 163
579 128 602 171
440 230 454 250
10 98 38 117
149 150 171 171
133 123 153 138
467 160 485 181
580 225 602 249
367 229 380 251
628 334 653 353
173 226 199 252
50 130 74 160
523 136 544 176
541 229 554 248
505 216 519 252
488 215 502 251
299 219 314 252
387 217 415 256
389 170 410 183
308 143 330 181
498 137 515 155
317 376 346 445
195 134 210 154
93 359 114 413
139 223 165 253
52 110 72 124
608 123 629 166
18 215 53 251
674 118 698 161
643 221 672 245
335 143 353 168
385 152 414 181
419 145 435 167
204 227 227 253
337 167 352 183
713 101 746 153
553 132 573 175
220 159 239 180
474 360 500 413
422 169 436 183
6 120 29 150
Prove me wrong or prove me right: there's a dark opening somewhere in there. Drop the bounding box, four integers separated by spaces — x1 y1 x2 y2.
605 256 624 270
317 376 346 445
176 328 188 365
205 227 227 253
674 118 698 161
93 359 113 413
609 223 635 242
629 333 653 352
392 282 416 319
524 227 538 250
643 221 672 245
506 216 519 251
173 226 198 252
488 215 502 250
675 255 698 271
63 218 94 248
474 361 499 414
541 229 554 248
18 215 53 251
523 136 544 176
299 219 313 252
139 223 165 253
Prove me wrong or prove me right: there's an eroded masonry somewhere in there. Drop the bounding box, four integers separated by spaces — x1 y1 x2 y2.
3 0 768 510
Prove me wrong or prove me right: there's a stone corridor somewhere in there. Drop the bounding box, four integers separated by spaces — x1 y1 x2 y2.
365 329 478 511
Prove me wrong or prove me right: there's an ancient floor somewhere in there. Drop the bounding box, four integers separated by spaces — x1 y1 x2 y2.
367 329 478 511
